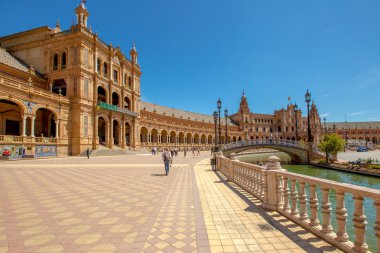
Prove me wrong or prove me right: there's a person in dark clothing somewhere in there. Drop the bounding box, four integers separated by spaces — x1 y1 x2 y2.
86 148 90 159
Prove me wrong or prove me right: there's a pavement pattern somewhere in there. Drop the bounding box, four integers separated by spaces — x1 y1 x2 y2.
0 153 341 252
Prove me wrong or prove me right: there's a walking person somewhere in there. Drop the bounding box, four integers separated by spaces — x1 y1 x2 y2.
162 148 172 176
184 148 187 157
86 148 90 159
197 147 200 156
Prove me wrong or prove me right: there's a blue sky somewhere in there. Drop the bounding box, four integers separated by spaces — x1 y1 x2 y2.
1 0 379 122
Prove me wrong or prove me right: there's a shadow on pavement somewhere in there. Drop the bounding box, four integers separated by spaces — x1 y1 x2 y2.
151 173 166 177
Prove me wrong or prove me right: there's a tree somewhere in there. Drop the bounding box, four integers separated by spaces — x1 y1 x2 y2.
318 133 345 163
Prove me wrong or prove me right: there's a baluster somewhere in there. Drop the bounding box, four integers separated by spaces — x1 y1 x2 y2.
259 172 264 199
299 181 309 222
353 195 368 252
321 187 333 234
283 177 290 212
309 184 320 227
253 170 258 196
335 191 349 242
290 178 299 217
261 171 266 201
373 200 380 252
276 175 284 210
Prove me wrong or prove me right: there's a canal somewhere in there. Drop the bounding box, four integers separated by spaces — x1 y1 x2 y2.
238 151 380 252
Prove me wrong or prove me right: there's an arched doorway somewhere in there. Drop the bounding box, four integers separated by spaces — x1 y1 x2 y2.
125 122 131 146
161 130 168 143
179 132 185 144
98 117 107 145
186 133 192 144
113 120 120 146
140 127 148 143
98 86 107 103
232 136 237 142
194 134 200 144
208 135 212 144
170 131 176 144
201 134 206 144
238 136 242 141
227 136 231 143
0 99 22 136
35 108 56 137
151 129 159 143
124 97 131 110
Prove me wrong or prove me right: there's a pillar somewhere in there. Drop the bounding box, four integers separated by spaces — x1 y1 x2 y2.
31 117 36 137
55 120 59 139
109 117 113 148
22 116 27 136
262 156 283 211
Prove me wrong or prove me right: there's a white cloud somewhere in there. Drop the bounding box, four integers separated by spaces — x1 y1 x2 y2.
321 93 332 98
368 117 380 121
320 113 331 118
347 111 371 116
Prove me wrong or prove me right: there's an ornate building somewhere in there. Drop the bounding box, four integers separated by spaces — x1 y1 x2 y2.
1 1 377 158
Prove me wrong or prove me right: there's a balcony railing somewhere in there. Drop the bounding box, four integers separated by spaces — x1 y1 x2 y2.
0 135 64 145
98 101 138 117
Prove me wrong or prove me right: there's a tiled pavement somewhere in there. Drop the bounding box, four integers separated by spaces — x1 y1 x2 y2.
0 153 341 252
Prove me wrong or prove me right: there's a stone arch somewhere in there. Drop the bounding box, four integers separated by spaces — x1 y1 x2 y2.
98 116 108 145
170 131 176 144
124 96 131 110
35 108 57 137
112 119 122 146
124 121 131 146
151 129 159 143
161 130 168 143
32 105 59 121
0 99 25 136
201 134 206 144
179 132 185 144
194 133 200 144
97 86 108 103
232 136 237 142
140 127 148 143
186 133 192 144
208 135 213 144
112 91 120 106
227 136 231 143
238 136 242 141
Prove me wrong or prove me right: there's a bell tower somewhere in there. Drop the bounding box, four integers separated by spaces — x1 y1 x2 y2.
238 91 251 132
75 0 89 28
130 43 138 64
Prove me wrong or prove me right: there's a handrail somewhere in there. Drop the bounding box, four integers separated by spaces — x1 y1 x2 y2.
223 139 307 150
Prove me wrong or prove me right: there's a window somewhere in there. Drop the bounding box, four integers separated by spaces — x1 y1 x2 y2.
96 58 101 73
84 116 88 136
61 52 67 69
128 76 132 88
103 63 108 76
84 48 89 67
124 73 127 85
113 70 118 83
84 78 89 98
53 54 58 71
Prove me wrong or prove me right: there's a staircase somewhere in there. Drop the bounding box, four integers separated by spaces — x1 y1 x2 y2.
80 146 149 157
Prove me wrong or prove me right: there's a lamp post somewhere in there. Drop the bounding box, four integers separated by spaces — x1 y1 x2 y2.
213 111 218 150
224 108 228 144
217 98 222 146
294 103 298 141
305 90 312 143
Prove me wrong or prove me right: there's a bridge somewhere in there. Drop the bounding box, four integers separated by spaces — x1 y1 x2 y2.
221 139 322 163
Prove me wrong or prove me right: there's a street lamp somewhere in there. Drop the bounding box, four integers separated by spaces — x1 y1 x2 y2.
217 98 222 146
294 103 298 141
224 108 228 144
213 111 218 149
305 90 312 143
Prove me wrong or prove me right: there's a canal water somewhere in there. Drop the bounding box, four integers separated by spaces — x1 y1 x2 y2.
238 152 380 252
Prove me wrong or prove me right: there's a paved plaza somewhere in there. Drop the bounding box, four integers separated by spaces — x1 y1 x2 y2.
0 153 341 252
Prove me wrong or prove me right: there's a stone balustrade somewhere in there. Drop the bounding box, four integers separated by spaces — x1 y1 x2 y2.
216 153 380 253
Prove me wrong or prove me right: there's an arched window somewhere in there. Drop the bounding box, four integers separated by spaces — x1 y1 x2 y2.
61 52 67 69
53 54 58 71
103 63 108 76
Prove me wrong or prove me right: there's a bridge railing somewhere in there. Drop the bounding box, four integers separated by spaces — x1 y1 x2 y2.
223 139 307 150
216 154 379 253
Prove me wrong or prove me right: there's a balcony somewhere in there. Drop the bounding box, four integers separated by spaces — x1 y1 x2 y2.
98 101 138 117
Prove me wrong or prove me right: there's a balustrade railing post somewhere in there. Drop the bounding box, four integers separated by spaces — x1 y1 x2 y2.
374 200 380 252
309 184 320 227
283 177 291 213
321 187 333 234
353 195 368 253
262 156 282 211
335 191 349 242
299 181 309 222
290 178 299 217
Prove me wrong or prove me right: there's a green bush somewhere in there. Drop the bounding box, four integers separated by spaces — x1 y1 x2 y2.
367 164 380 170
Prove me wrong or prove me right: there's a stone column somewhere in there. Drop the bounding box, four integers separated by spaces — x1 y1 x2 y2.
22 116 27 136
31 117 36 137
262 156 282 211
119 124 123 147
227 153 237 182
109 117 113 148
94 115 99 150
55 120 60 139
